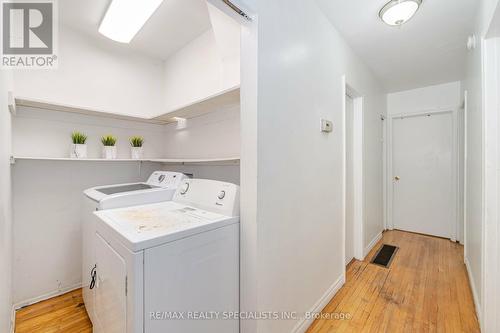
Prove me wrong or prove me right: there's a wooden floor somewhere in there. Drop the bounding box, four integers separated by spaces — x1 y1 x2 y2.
307 230 480 333
14 230 479 333
15 289 92 333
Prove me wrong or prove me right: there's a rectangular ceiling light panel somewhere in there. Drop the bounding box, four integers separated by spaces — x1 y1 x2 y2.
99 0 164 43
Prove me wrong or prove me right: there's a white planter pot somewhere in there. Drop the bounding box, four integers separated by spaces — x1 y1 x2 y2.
102 146 117 159
130 147 143 160
70 144 87 159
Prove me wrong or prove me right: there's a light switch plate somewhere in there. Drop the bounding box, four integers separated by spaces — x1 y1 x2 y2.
320 119 333 133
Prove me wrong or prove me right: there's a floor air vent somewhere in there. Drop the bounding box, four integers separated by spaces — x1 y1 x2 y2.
371 244 398 268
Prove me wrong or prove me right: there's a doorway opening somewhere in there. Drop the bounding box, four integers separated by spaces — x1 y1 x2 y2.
344 80 364 267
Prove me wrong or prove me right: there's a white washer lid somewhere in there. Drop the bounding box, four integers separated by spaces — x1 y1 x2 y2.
95 201 238 252
84 171 187 203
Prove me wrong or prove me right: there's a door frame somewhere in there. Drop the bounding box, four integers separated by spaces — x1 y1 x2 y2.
462 90 468 253
386 108 459 241
342 76 364 268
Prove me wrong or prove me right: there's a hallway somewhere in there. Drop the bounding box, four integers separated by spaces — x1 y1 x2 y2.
307 230 479 332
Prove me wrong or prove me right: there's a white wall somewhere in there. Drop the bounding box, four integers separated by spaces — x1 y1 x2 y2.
161 29 240 116
12 26 165 118
160 104 241 184
481 0 500 35
387 81 462 115
238 0 386 331
482 36 500 333
0 71 13 333
11 160 161 306
461 2 500 330
12 23 240 120
479 0 500 326
363 94 386 257
159 4 240 116
13 107 166 159
160 103 241 184
462 2 490 324
238 6 259 333
161 164 240 185
207 2 241 85
162 105 240 158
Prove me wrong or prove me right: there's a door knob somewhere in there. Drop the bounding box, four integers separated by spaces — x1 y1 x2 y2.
394 176 400 181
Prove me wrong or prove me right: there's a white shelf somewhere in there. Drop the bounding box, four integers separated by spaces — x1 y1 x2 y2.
150 157 240 165
151 86 240 121
11 156 151 163
11 156 240 165
11 87 240 124
13 97 171 124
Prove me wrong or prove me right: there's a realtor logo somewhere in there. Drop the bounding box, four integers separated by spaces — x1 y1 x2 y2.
2 0 58 68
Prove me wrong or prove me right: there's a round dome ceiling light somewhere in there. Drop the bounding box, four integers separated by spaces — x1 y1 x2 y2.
379 0 422 26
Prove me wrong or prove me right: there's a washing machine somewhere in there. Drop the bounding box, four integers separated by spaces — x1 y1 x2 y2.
92 179 240 333
82 171 187 327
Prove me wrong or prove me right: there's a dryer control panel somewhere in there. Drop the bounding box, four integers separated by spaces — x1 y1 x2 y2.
146 171 187 188
174 179 240 217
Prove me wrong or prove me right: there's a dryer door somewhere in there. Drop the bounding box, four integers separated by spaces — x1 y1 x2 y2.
94 233 127 333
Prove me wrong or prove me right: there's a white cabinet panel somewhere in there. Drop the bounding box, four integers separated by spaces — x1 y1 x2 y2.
144 224 239 333
95 233 127 333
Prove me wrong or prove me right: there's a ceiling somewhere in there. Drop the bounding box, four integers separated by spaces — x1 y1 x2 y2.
60 0 212 60
316 0 477 92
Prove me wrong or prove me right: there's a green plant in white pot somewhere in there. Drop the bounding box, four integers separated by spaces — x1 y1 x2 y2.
101 135 117 159
70 131 88 158
130 136 144 160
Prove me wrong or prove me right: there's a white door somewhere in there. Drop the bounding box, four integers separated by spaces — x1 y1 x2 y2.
392 112 454 238
345 95 354 264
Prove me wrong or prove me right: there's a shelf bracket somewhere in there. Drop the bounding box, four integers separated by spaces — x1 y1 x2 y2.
10 156 15 165
8 91 16 115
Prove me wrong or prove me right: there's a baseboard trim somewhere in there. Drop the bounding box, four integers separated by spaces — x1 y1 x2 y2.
364 231 383 258
12 282 82 312
464 257 482 328
291 274 345 333
9 304 15 333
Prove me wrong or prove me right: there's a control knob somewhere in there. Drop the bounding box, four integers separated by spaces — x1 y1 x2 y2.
180 182 190 195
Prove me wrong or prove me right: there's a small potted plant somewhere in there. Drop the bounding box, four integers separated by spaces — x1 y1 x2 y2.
130 136 144 160
101 135 117 159
70 131 88 159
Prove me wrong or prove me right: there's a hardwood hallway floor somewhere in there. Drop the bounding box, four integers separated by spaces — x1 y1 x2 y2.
14 230 479 333
14 289 91 333
307 230 480 333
